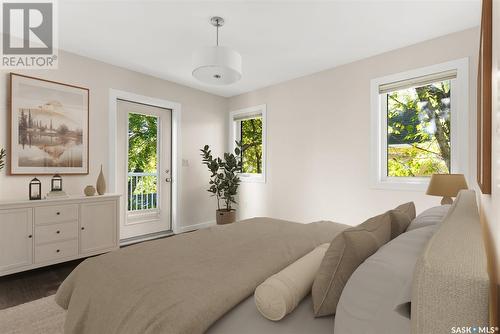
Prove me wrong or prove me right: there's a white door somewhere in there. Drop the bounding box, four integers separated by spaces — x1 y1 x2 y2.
118 99 172 240
0 208 33 273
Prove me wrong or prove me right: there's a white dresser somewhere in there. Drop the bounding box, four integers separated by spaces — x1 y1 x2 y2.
0 194 120 277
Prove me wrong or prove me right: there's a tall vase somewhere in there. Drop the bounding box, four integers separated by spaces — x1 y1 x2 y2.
96 164 106 195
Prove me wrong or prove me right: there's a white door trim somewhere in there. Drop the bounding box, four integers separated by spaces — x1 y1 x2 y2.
108 89 181 237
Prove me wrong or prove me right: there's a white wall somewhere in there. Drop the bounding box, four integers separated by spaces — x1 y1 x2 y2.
480 0 500 280
228 28 479 226
0 50 227 230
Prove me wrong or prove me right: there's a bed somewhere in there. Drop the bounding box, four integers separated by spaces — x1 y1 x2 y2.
56 218 348 333
55 190 491 334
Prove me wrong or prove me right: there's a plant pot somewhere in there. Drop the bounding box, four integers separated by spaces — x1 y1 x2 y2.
216 209 236 225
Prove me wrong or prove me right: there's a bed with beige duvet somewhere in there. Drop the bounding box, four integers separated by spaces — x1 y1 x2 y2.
55 190 490 334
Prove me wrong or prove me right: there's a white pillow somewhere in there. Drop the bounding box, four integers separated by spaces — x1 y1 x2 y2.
334 225 436 334
406 205 451 231
254 243 329 321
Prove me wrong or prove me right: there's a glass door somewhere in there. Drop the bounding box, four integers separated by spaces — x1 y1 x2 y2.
118 99 172 239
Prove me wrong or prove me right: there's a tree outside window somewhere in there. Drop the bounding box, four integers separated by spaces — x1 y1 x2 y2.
240 117 263 174
387 80 451 177
128 113 158 210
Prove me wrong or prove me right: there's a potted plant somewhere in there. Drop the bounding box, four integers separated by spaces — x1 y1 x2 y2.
201 142 242 224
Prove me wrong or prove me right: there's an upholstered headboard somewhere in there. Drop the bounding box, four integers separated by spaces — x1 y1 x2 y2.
411 190 490 333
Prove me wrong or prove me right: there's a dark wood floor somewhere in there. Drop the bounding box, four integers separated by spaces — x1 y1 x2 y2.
0 259 84 310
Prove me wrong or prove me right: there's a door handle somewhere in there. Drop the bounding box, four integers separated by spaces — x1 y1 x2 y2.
165 178 172 183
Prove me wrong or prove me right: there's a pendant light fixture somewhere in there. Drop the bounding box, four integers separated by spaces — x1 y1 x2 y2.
192 16 242 85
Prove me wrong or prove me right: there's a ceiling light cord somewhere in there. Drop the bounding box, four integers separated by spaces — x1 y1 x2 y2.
211 16 223 47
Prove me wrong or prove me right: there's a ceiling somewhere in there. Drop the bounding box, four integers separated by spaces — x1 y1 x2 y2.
59 1 481 97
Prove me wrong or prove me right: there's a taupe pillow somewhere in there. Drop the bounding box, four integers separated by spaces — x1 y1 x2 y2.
388 210 412 239
395 202 416 221
311 213 392 317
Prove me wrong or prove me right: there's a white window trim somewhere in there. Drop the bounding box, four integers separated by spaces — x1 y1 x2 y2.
229 104 267 183
370 58 469 191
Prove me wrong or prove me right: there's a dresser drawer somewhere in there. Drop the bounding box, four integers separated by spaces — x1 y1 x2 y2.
35 239 78 264
35 204 78 225
35 221 78 245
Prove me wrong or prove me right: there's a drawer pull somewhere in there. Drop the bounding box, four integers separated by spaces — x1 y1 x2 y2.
81 227 85 230
56 230 60 234
56 212 61 215
56 249 60 253
28 234 32 238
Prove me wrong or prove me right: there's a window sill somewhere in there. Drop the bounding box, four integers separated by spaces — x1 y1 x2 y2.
239 173 266 183
371 177 430 192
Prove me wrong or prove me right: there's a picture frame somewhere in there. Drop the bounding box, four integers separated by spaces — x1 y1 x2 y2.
477 0 492 194
10 73 89 175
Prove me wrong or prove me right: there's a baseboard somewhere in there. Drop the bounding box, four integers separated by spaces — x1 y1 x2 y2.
120 230 173 246
119 221 216 245
175 220 216 234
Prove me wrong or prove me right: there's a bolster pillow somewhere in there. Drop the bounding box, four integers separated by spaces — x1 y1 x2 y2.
254 243 329 321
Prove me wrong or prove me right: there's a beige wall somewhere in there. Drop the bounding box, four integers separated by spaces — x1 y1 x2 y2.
229 28 479 226
1 27 493 245
0 50 228 230
480 0 500 280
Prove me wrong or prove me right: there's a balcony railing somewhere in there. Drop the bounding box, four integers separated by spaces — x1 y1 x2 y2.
127 172 158 212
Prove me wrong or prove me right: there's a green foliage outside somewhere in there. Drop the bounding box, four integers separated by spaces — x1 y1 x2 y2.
387 80 451 177
240 118 262 174
128 113 158 173
128 113 158 210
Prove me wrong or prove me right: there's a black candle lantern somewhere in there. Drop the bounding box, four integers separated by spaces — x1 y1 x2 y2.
51 174 62 192
29 178 42 200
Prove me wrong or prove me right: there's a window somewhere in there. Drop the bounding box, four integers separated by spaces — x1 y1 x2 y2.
127 112 159 212
371 59 469 190
386 77 452 177
229 105 267 183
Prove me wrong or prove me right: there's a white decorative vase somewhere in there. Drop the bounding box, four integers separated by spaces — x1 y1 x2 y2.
96 165 106 195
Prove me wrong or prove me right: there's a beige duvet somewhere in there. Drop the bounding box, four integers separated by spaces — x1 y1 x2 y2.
56 218 347 334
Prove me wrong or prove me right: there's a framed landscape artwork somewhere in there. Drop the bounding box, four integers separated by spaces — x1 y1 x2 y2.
477 0 492 194
10 74 89 175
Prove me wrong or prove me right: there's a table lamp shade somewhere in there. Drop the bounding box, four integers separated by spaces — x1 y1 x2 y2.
426 174 468 198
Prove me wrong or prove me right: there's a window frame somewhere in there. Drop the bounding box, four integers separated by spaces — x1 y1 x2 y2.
229 104 267 183
370 58 469 191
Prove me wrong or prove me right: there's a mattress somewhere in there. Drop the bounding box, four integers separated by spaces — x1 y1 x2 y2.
207 295 333 334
